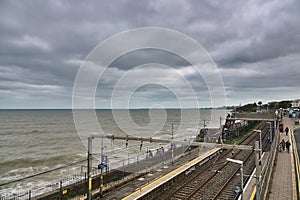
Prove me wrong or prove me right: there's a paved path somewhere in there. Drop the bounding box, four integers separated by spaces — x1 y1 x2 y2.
268 117 297 200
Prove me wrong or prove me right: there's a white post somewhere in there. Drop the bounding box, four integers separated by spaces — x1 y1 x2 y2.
226 158 243 200
255 141 261 200
240 163 244 200
254 129 262 158
267 121 272 142
259 132 262 158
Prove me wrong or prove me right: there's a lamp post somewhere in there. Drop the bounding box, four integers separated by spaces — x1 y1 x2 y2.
203 119 208 142
226 158 244 200
254 129 262 158
171 123 174 140
267 122 272 142
254 141 261 200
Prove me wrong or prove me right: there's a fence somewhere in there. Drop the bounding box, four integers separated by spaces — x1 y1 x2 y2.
0 144 192 200
0 190 31 200
246 119 279 200
253 120 279 199
291 128 300 199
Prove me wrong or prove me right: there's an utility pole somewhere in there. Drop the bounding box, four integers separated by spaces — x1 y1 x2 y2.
87 137 92 200
171 123 174 139
219 116 222 143
203 120 207 142
255 141 261 200
100 137 104 198
267 122 272 142
171 123 174 163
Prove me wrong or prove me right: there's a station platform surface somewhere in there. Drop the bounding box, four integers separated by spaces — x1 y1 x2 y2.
121 148 220 200
268 117 298 200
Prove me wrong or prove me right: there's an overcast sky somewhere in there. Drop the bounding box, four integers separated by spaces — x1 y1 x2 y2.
0 0 300 109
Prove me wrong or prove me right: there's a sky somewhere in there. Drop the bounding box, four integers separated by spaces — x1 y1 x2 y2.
0 0 300 109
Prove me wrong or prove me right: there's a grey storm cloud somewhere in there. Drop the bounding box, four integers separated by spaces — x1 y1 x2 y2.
0 0 300 108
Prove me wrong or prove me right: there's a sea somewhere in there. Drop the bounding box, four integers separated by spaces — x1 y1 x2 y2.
0 109 226 197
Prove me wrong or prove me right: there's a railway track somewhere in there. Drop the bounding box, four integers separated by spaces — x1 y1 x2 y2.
213 124 270 200
158 121 269 200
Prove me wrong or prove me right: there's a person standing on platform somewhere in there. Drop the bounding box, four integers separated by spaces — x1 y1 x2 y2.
149 150 153 158
285 127 289 136
286 140 291 153
280 139 286 152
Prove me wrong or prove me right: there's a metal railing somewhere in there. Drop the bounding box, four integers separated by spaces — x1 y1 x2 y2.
0 145 189 200
291 128 300 199
248 119 278 200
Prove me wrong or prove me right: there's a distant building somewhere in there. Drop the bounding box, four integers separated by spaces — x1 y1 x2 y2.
291 99 300 108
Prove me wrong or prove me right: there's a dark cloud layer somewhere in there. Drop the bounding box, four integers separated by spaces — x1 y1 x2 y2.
0 0 299 108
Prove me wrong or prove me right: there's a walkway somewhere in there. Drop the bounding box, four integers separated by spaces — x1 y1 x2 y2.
268 117 297 200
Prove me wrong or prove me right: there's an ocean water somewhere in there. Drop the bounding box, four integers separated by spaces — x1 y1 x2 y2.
0 109 226 197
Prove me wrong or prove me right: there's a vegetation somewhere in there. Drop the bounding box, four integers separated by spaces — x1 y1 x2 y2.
236 102 258 112
224 121 260 144
236 100 292 112
268 100 292 109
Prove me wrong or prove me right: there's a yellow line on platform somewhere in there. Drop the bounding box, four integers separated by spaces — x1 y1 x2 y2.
122 148 219 200
250 186 256 200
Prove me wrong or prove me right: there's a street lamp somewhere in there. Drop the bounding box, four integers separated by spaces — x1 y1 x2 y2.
267 122 272 142
226 158 244 200
254 129 262 158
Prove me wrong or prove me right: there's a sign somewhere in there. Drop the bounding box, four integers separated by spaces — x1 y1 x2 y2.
204 128 208 135
98 163 106 169
101 155 108 166
98 155 108 169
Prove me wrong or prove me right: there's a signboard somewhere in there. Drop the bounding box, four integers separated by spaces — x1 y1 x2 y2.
98 164 105 169
98 155 108 169
204 128 208 135
101 155 108 166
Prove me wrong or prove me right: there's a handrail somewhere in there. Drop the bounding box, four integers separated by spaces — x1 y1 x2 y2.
291 128 300 199
249 120 279 200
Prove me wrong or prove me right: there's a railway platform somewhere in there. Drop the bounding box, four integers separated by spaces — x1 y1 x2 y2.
122 148 219 200
95 115 300 200
97 147 220 199
268 116 297 200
